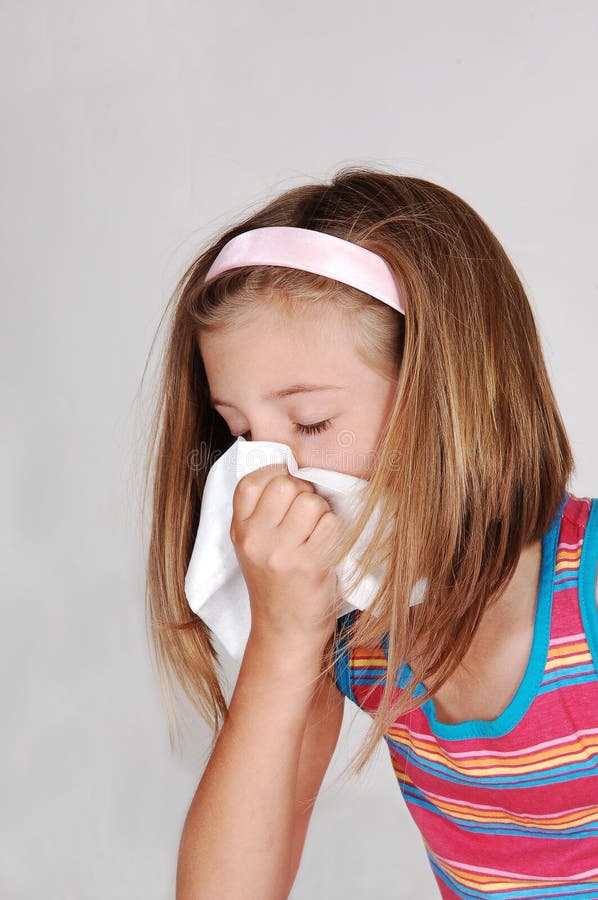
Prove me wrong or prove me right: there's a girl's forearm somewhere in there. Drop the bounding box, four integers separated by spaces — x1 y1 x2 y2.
176 632 325 900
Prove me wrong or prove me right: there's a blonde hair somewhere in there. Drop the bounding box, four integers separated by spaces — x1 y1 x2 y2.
138 165 574 782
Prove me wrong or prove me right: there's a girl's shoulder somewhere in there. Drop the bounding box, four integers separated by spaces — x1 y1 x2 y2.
333 491 598 701
563 492 598 606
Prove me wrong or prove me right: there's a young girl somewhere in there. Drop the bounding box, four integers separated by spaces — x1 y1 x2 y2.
141 167 598 899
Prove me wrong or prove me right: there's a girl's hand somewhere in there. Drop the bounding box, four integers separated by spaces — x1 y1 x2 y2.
230 463 343 654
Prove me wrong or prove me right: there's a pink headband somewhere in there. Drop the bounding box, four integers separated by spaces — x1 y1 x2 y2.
202 225 405 315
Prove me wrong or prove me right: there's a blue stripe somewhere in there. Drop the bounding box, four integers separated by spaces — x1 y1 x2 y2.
429 853 598 900
351 667 390 683
538 670 598 694
540 663 597 682
554 576 579 591
385 739 598 788
401 788 598 838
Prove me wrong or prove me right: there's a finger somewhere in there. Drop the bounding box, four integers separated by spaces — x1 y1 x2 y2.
246 474 318 531
233 464 316 524
277 491 334 545
305 510 344 566
232 463 291 521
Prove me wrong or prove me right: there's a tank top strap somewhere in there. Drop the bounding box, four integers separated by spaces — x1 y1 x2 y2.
540 492 598 696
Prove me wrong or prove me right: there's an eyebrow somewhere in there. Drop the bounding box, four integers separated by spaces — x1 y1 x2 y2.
209 383 345 409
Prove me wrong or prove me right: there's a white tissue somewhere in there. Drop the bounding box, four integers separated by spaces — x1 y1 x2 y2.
184 436 427 660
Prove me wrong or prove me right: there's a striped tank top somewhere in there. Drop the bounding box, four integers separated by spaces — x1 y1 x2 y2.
333 491 598 898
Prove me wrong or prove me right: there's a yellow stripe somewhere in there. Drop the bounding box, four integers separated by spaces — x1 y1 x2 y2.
424 844 583 890
391 762 598 827
386 728 598 775
545 649 592 671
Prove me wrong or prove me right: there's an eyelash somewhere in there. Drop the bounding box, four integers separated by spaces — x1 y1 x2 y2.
238 419 332 439
295 418 332 436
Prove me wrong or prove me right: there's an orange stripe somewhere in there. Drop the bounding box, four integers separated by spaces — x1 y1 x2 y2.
390 765 598 828
385 728 598 775
556 546 581 558
547 639 588 656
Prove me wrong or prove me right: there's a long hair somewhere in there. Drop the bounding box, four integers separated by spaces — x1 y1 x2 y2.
138 165 574 781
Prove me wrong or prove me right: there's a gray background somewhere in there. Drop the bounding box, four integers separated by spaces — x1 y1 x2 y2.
2 1 597 898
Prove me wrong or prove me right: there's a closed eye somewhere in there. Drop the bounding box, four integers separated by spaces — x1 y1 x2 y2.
294 418 332 436
237 419 333 440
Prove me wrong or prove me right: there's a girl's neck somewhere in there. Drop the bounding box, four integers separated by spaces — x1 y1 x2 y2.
451 538 543 669
409 539 543 670
415 539 544 725
481 539 543 631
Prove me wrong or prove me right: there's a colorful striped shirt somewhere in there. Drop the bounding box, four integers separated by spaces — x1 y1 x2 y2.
333 491 598 898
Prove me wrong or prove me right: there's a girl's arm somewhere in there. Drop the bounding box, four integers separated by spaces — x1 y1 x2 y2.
283 663 345 897
175 631 344 900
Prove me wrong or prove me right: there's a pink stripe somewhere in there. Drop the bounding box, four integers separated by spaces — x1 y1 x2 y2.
558 539 583 550
392 725 598 759
413 784 598 820
550 633 586 645
430 848 598 881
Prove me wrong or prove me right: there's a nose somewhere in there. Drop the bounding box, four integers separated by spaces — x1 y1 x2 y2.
244 427 307 468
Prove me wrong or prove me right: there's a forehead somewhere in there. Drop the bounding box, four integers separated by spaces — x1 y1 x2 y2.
198 304 357 375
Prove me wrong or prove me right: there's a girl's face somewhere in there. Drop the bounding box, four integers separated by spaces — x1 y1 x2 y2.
198 303 399 479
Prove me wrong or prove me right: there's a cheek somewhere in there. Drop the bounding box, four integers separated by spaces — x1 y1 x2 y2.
341 415 387 478
311 425 367 477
